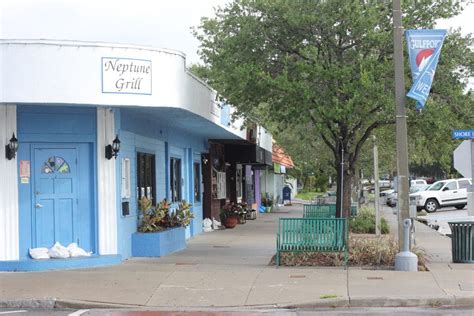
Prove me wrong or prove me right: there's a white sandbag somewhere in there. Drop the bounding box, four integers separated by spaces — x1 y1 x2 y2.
48 242 70 259
66 243 91 257
29 247 50 260
212 217 221 230
203 218 213 232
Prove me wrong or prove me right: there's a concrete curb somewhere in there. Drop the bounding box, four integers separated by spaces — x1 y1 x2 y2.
284 295 474 310
1 294 473 311
0 298 56 309
285 297 350 309
348 295 456 308
54 299 142 310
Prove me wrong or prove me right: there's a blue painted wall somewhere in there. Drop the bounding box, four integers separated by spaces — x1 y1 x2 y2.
117 108 208 259
17 105 97 259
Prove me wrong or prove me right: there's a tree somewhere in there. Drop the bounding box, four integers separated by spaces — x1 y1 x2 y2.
194 0 473 217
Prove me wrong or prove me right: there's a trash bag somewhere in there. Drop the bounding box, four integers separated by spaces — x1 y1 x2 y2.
66 243 91 257
48 242 70 259
212 217 221 230
203 218 213 232
29 247 50 260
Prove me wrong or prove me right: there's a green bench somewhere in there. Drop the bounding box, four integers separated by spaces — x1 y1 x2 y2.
303 204 336 218
304 203 358 217
276 218 349 267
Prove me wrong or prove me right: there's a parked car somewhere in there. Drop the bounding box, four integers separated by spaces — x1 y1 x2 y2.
410 178 472 213
387 184 432 207
386 191 397 207
380 189 395 197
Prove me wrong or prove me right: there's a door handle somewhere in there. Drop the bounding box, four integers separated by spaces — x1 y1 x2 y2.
35 203 43 208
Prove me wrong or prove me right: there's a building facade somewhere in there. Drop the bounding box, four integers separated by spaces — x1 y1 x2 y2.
0 40 272 271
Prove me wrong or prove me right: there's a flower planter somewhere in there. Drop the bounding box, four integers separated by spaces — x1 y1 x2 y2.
223 216 238 228
132 226 186 257
266 206 273 213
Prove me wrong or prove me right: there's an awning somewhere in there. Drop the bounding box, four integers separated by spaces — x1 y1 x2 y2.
272 144 294 169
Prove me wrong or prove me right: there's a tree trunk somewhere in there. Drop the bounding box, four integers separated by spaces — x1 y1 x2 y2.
335 159 353 218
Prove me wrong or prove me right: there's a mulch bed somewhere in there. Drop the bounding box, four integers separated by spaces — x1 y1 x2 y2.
270 234 428 271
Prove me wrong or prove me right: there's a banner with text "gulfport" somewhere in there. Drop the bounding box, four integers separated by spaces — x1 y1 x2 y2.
406 29 447 110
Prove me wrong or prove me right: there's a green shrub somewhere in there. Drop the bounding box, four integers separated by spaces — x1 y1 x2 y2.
350 206 389 234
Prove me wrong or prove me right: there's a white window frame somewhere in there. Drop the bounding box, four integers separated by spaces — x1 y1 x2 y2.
121 158 131 199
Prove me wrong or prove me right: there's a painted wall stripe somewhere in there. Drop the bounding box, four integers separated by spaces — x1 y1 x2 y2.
0 104 19 260
97 107 118 255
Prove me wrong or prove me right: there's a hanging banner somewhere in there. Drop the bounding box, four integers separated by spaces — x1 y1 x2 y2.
405 29 447 110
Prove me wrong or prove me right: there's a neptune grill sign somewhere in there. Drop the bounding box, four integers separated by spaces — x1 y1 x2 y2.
102 57 152 95
405 29 446 110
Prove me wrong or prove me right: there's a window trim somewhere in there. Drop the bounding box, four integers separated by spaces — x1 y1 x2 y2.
121 158 131 199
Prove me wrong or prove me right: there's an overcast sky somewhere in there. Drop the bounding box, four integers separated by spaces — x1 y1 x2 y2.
0 0 472 66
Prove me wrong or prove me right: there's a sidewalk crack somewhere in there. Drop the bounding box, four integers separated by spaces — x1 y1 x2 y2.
346 265 350 305
145 269 176 306
429 269 448 296
243 266 266 306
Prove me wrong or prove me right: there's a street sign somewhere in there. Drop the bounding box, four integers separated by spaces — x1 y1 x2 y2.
452 130 474 139
454 139 473 178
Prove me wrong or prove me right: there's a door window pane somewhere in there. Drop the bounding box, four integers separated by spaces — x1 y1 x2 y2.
444 182 457 191
42 156 70 174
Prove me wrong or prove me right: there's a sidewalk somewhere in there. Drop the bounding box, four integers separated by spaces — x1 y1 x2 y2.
0 203 472 311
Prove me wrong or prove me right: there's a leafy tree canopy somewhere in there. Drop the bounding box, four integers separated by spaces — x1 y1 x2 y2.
194 0 473 216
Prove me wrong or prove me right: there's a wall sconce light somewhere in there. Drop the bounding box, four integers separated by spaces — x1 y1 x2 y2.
5 133 18 160
105 135 121 160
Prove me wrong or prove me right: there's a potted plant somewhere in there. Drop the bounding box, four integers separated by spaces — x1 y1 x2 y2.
261 193 274 213
132 197 194 257
220 203 240 228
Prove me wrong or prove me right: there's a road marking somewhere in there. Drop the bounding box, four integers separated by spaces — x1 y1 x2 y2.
0 311 27 315
68 310 90 316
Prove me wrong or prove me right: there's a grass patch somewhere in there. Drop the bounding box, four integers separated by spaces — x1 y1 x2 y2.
295 191 325 201
350 206 389 234
320 294 338 299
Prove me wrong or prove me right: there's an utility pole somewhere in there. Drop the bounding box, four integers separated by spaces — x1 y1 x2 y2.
373 136 381 236
340 145 345 216
393 0 411 251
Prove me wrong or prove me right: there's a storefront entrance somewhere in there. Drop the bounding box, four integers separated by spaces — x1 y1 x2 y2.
31 144 94 251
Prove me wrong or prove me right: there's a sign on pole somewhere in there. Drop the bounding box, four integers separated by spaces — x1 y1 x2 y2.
405 29 447 110
452 130 474 139
454 140 473 179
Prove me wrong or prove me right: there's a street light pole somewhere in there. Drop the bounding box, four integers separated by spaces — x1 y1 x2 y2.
393 0 411 251
373 136 381 236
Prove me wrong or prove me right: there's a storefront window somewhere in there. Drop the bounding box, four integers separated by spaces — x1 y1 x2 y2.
137 152 156 205
194 162 201 202
170 158 182 202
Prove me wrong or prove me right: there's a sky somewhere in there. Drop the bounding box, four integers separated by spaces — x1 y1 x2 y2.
0 0 229 65
0 0 472 67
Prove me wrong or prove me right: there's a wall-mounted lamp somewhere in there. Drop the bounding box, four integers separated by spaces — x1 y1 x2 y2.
5 133 18 160
105 135 121 160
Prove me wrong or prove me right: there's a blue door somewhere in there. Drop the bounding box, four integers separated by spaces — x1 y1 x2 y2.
33 146 79 248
